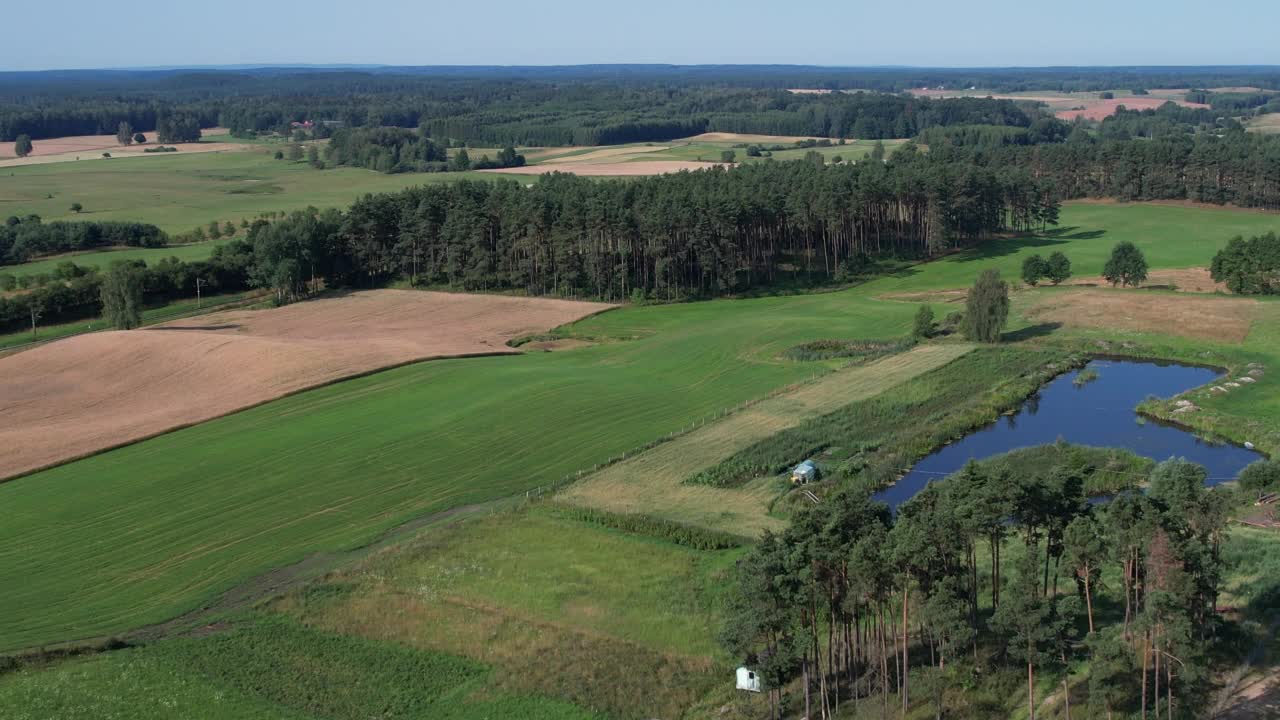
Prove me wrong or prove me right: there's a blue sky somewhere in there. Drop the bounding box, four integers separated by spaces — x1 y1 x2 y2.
4 0 1279 71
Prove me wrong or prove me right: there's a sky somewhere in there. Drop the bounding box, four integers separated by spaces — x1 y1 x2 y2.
4 0 1279 71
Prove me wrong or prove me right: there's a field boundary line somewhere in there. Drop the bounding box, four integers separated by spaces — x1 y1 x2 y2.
0 349 520 485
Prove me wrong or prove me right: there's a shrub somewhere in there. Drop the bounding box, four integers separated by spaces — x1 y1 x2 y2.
546 505 744 549
1021 254 1047 286
1045 251 1072 285
913 304 935 338
1239 460 1280 494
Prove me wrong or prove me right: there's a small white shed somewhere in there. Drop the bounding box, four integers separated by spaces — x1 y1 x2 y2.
791 460 818 485
736 666 762 693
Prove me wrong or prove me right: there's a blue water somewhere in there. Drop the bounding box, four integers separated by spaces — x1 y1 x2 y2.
871 359 1264 510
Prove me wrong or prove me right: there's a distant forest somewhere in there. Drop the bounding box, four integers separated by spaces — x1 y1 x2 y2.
3 65 1279 144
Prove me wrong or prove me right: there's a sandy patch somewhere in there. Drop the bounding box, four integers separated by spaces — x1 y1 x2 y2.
0 290 612 480
480 160 727 177
1024 288 1257 342
878 289 967 304
539 145 670 164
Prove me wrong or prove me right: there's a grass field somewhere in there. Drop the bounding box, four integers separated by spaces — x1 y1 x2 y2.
0 614 602 720
0 239 227 278
275 507 743 718
0 149 496 233
4 201 1280 657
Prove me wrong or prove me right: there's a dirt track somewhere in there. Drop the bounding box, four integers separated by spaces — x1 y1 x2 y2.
481 160 726 177
0 290 611 480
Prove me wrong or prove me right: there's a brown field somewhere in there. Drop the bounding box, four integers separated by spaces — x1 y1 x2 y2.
1054 96 1209 121
0 290 611 480
539 145 670 164
1025 288 1257 342
683 132 833 144
480 160 726 177
0 127 248 168
1067 267 1228 294
557 344 974 535
907 88 1207 121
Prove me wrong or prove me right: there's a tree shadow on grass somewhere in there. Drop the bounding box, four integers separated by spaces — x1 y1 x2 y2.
1002 322 1063 343
949 227 1107 264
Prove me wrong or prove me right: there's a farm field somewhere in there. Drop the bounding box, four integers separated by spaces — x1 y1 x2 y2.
0 290 609 480
0 149 497 233
3 200 1280 666
558 343 973 535
907 87 1208 120
0 128 252 168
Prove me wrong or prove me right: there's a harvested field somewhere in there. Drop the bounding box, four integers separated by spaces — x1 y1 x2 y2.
0 290 611 479
1055 96 1208 121
0 127 247 168
557 343 973 535
1067 267 1228 294
480 160 726 177
682 132 832 144
1025 288 1258 342
540 145 670 163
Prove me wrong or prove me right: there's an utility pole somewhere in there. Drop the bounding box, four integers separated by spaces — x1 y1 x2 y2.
196 277 205 308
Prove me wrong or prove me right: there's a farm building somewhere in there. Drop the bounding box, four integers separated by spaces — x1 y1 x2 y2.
736 667 762 692
791 460 818 485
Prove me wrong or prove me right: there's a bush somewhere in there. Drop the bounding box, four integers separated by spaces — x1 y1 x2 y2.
546 505 744 549
1239 460 1280 494
1021 254 1047 286
783 338 911 362
913 304 935 338
69 202 83 213
1045 251 1072 285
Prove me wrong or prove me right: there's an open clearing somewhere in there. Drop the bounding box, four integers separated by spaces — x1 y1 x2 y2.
558 344 973 535
481 160 726 176
0 290 610 480
1024 287 1258 342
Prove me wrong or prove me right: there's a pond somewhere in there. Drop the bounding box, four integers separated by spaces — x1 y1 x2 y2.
871 359 1264 510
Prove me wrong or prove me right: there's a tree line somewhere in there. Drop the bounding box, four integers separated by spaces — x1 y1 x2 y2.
721 455 1235 719
1 217 168 265
239 154 1058 304
951 130 1280 209
0 244 252 335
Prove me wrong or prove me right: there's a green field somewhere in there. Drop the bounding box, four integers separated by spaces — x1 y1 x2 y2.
0 240 226 278
0 613 602 720
3 201 1280 657
0 149 497 233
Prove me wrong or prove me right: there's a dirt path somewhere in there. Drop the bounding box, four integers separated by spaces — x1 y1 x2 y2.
557 343 975 535
0 290 612 480
481 160 726 177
